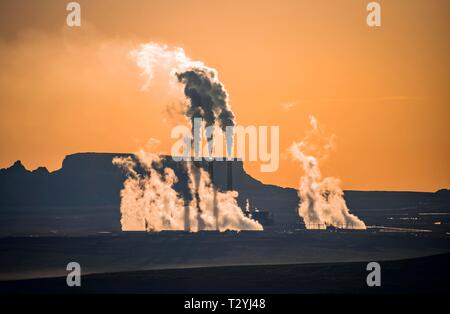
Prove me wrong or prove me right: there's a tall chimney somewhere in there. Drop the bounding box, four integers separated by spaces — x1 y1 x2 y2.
227 159 233 191
184 199 190 232
209 161 219 230
193 161 204 231
191 117 204 231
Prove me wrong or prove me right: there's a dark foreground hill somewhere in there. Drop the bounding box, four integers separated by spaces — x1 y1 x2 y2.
1 252 448 294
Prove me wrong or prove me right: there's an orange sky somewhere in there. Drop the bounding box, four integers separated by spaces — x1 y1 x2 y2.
0 0 448 192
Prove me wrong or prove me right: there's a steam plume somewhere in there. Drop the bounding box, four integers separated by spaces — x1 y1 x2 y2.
130 42 204 91
186 163 262 231
124 43 257 232
113 152 262 232
131 42 235 156
290 116 366 230
132 42 237 228
176 68 235 131
113 152 185 231
131 42 235 130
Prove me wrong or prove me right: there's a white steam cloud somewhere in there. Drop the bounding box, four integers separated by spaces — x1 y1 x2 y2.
129 42 242 231
115 42 260 232
290 116 366 230
113 152 185 231
113 152 262 232
131 42 236 153
130 42 205 91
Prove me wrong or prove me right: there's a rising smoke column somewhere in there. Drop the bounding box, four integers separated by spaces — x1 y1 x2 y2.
132 42 237 230
176 67 236 230
176 68 235 137
290 116 366 230
131 43 235 156
114 42 260 232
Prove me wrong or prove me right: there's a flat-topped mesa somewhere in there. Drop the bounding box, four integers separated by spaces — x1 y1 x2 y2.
61 152 133 174
60 153 243 193
62 152 241 174
0 152 275 210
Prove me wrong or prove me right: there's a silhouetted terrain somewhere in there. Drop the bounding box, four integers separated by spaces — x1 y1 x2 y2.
1 230 449 281
1 252 448 294
0 153 449 291
0 153 297 216
0 153 449 236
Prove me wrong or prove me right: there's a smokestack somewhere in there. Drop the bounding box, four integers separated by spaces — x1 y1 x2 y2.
189 116 204 231
191 162 205 231
209 162 219 230
184 199 190 231
227 160 233 191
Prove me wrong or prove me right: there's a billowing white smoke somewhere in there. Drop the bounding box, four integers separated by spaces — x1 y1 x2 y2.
186 162 262 231
130 42 205 92
131 42 235 154
128 42 246 230
116 43 261 232
113 152 262 232
113 151 185 231
290 116 366 230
